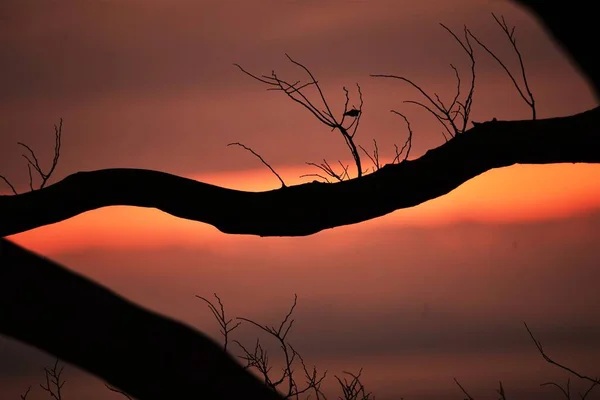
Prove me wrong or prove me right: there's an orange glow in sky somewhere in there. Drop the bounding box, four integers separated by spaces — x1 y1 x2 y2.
9 163 600 255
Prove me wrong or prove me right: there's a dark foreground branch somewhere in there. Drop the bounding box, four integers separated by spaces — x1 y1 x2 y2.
2 107 599 238
513 1 599 97
0 238 284 400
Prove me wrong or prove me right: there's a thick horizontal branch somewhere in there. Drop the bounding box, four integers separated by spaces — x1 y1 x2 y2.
0 238 284 400
1 106 599 238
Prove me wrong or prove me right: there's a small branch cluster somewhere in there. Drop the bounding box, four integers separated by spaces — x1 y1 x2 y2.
0 118 62 195
235 294 327 399
200 293 372 400
335 369 374 400
467 14 536 120
372 24 476 141
196 293 241 352
302 159 351 183
454 323 599 400
359 139 380 173
235 54 364 181
19 303 599 400
525 322 599 399
40 358 66 400
454 377 508 400
371 13 537 142
390 111 413 164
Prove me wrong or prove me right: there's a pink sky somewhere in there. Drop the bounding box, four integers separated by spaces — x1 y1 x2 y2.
1 1 599 399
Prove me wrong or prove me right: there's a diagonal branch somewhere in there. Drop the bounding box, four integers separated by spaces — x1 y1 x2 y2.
0 238 284 400
1 107 598 238
227 142 287 188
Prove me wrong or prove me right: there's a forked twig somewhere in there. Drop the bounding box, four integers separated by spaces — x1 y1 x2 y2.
236 55 364 180
40 358 66 400
467 13 536 119
0 118 63 194
196 293 241 352
372 24 476 138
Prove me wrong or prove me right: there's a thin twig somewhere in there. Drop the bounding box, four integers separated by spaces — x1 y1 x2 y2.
40 358 65 400
17 118 63 190
372 24 475 138
228 142 286 188
359 139 380 173
105 384 135 399
1 118 63 194
299 173 331 183
236 55 365 179
390 110 413 163
524 322 600 386
20 386 32 400
196 293 241 352
0 175 17 195
467 13 536 120
453 378 474 400
526 321 599 400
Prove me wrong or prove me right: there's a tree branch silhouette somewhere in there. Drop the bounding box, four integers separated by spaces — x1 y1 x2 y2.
235 54 365 180
227 142 287 188
0 118 62 195
0 239 284 400
1 3 598 400
1 107 599 238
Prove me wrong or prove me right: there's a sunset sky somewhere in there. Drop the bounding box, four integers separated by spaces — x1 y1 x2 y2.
1 1 599 399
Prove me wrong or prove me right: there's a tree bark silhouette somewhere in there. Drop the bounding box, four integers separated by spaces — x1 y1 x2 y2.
0 2 598 400
0 239 284 400
1 107 599 239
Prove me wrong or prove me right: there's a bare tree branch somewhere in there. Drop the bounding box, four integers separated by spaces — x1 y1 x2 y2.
230 294 331 399
1 5 597 400
525 322 600 386
39 358 66 400
335 369 374 400
305 159 348 182
236 55 364 179
0 238 284 400
299 173 332 183
390 110 413 164
359 139 380 173
467 14 536 120
453 378 475 400
372 23 476 138
105 384 135 400
0 118 62 195
228 142 287 188
497 381 507 400
1 107 597 238
0 175 17 195
17 118 63 190
196 293 241 352
19 386 32 400
540 379 571 399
